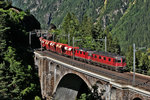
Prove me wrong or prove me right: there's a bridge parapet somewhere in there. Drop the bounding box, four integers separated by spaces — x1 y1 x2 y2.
34 51 150 100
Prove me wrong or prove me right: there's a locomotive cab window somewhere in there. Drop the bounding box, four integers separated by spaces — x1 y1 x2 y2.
95 55 97 58
115 57 122 63
108 58 111 61
77 50 79 53
117 60 121 63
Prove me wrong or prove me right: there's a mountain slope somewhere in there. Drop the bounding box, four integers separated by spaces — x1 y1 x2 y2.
12 0 104 28
12 0 150 51
112 0 150 50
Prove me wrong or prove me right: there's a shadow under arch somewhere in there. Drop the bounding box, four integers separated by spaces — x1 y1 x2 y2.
54 73 90 100
133 98 142 100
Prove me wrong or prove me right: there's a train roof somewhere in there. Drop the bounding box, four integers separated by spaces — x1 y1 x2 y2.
77 48 94 52
93 51 125 58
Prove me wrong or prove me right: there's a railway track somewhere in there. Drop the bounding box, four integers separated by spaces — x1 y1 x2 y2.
36 49 150 91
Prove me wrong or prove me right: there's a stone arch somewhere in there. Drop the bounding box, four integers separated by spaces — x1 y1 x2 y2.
131 94 144 100
55 64 60 69
48 61 54 72
133 97 142 100
54 72 92 93
53 72 92 100
48 61 54 67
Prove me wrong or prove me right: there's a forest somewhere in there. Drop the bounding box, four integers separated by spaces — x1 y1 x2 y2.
0 0 41 99
49 12 150 76
0 0 150 100
12 0 150 51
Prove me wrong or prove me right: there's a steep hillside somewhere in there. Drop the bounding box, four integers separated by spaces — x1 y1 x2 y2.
112 0 150 51
12 0 104 28
99 0 130 29
12 0 150 51
12 0 130 28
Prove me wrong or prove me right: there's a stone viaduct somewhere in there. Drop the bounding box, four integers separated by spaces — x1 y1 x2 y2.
34 51 150 100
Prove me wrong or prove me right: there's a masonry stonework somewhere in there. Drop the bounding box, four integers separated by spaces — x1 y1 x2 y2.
34 53 150 100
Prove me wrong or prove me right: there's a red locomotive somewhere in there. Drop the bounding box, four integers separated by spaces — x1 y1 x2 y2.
39 37 126 72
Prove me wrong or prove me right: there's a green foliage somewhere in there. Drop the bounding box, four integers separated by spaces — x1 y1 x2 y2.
0 3 41 100
60 12 121 54
0 0 12 9
21 83 36 96
77 84 104 100
111 37 120 54
0 46 22 99
0 46 38 99
35 96 41 100
0 9 10 61
139 53 149 71
78 15 94 49
61 12 80 45
125 46 133 71
0 62 12 100
99 0 130 30
12 0 104 28
112 0 150 51
147 69 150 76
78 93 87 100
125 45 150 73
92 22 105 51
13 0 150 51
135 50 142 71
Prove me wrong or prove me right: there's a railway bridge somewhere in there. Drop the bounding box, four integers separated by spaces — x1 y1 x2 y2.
34 50 150 100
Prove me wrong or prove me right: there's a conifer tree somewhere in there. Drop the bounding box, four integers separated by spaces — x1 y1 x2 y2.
135 50 142 72
62 12 72 34
62 12 79 45
125 46 133 71
0 62 12 100
139 53 149 73
111 37 120 54
92 21 103 39
92 21 105 51
0 11 10 62
101 27 121 54
0 46 39 100
79 15 94 49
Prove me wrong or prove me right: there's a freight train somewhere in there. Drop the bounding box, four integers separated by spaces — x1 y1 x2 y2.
39 37 126 72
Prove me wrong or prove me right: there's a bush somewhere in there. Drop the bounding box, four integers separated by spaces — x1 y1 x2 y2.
35 96 41 100
147 69 150 76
